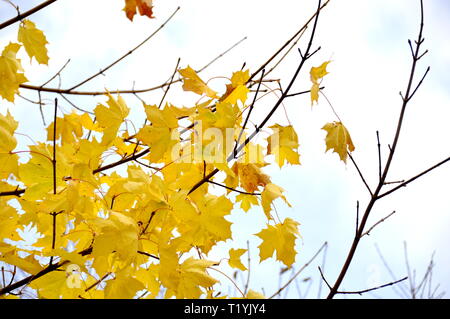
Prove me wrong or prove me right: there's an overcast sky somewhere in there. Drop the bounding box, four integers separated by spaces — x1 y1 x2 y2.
1 0 449 299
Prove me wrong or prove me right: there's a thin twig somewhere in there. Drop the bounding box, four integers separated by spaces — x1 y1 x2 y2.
336 277 408 295
377 156 450 199
207 180 261 196
67 7 180 91
0 0 57 30
269 242 328 299
197 37 247 73
361 211 396 238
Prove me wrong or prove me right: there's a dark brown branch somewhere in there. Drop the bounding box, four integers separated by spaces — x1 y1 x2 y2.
0 260 69 296
376 131 382 181
137 250 160 260
348 153 373 196
207 180 261 196
235 69 265 157
377 156 450 199
326 0 427 299
336 277 408 295
0 0 57 30
247 0 331 83
92 148 150 174
49 98 58 265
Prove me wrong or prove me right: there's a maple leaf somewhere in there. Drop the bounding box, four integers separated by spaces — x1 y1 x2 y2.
246 290 265 299
256 218 300 267
310 60 331 105
261 183 291 219
0 111 19 179
228 248 247 271
124 0 154 21
0 111 18 152
310 61 331 83
232 163 271 193
177 257 218 298
105 271 145 299
322 121 355 163
267 124 300 167
235 193 259 212
0 43 28 102
178 65 218 98
94 93 130 146
17 19 49 65
46 112 84 145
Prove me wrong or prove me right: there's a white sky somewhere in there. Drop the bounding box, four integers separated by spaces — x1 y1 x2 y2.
1 0 449 299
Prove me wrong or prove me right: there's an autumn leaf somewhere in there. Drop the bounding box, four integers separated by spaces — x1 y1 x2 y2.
310 60 331 105
94 93 130 146
17 20 49 65
228 248 247 271
322 121 355 163
179 65 218 98
232 163 271 193
267 124 300 167
0 43 28 102
261 183 291 219
0 111 19 179
235 193 259 212
256 218 300 267
124 0 154 21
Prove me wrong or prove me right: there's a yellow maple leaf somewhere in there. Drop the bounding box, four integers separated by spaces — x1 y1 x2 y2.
17 19 49 65
179 65 218 98
246 289 265 299
322 121 355 163
0 111 19 179
123 0 154 21
235 193 259 212
177 257 218 298
255 218 300 267
310 61 331 105
137 125 179 163
232 163 271 193
144 103 178 128
46 112 84 145
267 124 300 167
94 93 130 146
310 61 331 83
261 183 291 219
0 111 18 152
104 272 145 299
228 248 247 271
0 43 28 102
230 69 250 87
92 212 139 264
310 82 320 105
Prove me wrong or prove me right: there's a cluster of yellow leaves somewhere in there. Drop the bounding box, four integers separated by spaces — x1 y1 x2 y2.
0 9 356 298
0 19 48 102
0 64 303 298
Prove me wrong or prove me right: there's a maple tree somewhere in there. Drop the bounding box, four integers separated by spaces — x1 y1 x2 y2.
0 0 449 300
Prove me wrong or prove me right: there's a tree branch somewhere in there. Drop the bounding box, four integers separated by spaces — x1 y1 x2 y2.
0 0 57 30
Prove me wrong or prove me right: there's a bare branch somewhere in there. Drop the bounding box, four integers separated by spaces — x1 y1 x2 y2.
0 0 57 30
67 7 180 91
